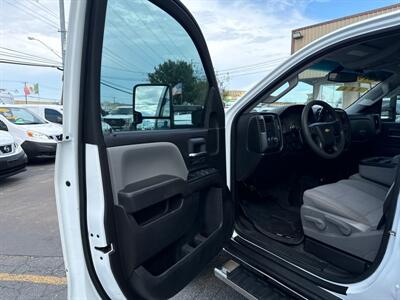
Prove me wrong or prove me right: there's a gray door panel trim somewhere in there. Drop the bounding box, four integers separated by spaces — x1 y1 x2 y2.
107 142 189 203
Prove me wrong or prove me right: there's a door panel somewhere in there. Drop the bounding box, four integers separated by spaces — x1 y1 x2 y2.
374 95 400 156
108 134 232 299
80 0 233 298
376 122 400 156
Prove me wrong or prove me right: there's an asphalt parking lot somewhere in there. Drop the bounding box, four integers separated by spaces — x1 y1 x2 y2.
0 162 244 299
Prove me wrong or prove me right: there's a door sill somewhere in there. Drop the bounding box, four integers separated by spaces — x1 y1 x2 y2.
223 239 344 299
215 259 304 299
233 231 350 293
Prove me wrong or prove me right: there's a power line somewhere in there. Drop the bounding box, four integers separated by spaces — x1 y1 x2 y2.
108 6 167 66
222 63 283 76
141 2 191 62
125 1 190 62
102 48 145 72
105 10 159 70
227 69 275 78
102 75 147 82
100 81 132 95
101 79 132 91
4 0 59 30
31 0 59 19
216 57 288 73
0 59 62 68
0 51 61 65
102 65 148 75
0 47 61 64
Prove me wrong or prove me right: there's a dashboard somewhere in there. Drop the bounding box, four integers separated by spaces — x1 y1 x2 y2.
235 104 354 181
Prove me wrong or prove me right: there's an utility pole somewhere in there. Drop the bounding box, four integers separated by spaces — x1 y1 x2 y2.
59 0 66 105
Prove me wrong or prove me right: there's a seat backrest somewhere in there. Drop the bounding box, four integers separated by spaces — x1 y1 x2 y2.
378 161 400 229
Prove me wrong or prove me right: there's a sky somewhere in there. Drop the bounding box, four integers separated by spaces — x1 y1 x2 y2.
0 0 399 103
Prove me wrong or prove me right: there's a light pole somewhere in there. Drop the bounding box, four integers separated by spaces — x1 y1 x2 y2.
27 36 63 105
27 36 62 60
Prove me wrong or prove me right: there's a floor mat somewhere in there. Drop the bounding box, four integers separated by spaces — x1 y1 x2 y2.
240 200 304 245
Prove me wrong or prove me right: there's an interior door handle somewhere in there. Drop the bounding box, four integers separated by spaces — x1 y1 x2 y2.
189 151 207 158
188 137 206 159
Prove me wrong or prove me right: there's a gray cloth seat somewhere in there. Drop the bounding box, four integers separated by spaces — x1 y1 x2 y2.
301 177 390 261
303 178 388 228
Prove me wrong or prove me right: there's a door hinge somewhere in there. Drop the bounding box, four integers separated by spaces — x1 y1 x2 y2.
388 230 396 237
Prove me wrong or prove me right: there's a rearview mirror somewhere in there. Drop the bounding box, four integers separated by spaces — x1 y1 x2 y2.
328 71 358 83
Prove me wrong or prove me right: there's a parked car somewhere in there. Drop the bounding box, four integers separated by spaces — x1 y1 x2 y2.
56 2 400 300
21 104 63 125
0 105 62 160
102 105 134 131
0 128 27 179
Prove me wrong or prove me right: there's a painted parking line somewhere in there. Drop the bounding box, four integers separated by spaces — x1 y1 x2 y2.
0 273 67 285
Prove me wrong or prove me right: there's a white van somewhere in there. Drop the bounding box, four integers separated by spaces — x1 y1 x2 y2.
0 129 27 179
21 104 63 125
0 105 63 159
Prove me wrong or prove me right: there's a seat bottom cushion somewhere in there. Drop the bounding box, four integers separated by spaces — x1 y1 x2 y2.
303 178 387 228
301 176 389 261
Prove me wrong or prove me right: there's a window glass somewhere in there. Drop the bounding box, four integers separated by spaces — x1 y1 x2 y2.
0 107 45 125
254 60 386 112
44 108 63 124
271 82 289 97
100 0 209 133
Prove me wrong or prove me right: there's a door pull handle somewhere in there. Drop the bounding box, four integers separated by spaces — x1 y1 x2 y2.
189 151 207 158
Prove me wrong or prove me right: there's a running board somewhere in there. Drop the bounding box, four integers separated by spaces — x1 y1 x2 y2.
214 260 296 299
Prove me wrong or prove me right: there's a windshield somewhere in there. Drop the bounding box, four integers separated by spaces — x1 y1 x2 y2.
0 107 46 125
257 59 390 110
109 107 133 115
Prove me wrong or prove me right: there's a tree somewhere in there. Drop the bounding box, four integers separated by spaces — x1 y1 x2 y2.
148 60 207 105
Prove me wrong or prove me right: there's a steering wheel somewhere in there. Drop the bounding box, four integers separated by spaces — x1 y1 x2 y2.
301 100 345 159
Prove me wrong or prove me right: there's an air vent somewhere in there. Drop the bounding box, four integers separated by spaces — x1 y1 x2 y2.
256 116 266 133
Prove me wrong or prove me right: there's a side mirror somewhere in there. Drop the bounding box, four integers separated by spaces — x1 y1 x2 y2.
132 84 172 128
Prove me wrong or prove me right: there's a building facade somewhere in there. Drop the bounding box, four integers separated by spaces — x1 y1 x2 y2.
291 4 400 54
